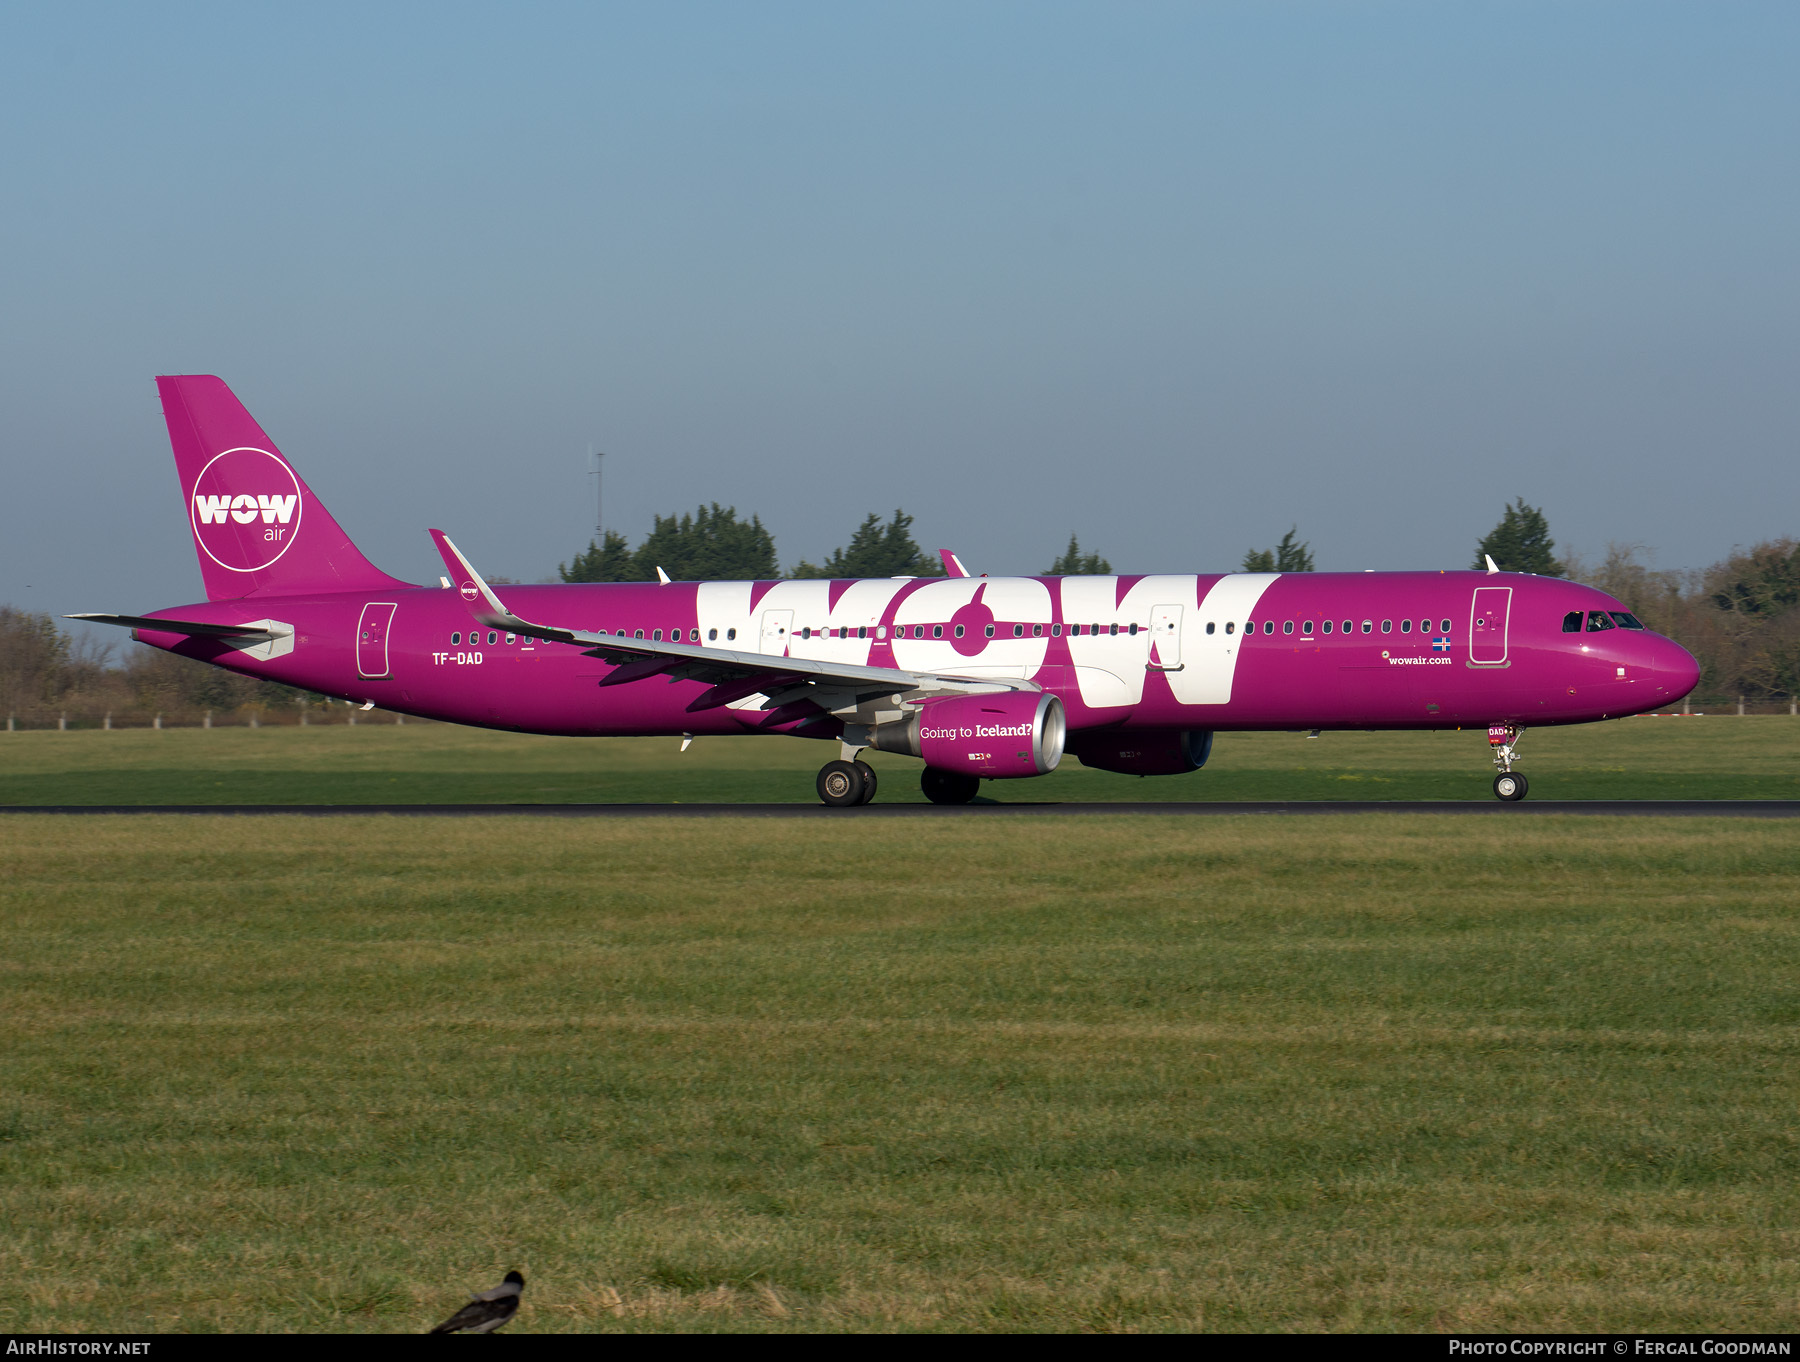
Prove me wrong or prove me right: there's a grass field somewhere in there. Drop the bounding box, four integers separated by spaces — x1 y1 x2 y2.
5 812 1800 1332
3 714 1798 805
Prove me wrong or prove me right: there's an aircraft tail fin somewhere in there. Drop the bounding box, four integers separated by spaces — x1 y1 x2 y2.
157 375 412 600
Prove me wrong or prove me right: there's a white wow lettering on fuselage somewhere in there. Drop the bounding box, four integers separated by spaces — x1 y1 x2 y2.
194 494 299 526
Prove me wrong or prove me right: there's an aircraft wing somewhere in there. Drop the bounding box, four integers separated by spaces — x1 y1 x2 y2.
66 613 289 639
428 530 1035 716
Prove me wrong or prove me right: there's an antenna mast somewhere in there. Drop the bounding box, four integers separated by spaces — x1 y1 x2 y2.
601 446 615 543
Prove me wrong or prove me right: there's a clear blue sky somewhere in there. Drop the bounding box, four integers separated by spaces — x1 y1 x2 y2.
3 1 1796 617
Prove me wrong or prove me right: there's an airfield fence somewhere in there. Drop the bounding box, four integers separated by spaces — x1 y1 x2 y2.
1 701 434 731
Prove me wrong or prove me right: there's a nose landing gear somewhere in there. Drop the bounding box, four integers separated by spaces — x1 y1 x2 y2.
1489 724 1528 801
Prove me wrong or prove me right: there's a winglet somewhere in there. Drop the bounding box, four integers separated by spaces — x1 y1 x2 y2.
1484 554 1500 575
655 566 672 585
429 529 520 625
939 550 970 578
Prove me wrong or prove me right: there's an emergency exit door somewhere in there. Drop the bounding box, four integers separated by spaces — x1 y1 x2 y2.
1469 587 1512 665
357 602 397 678
1149 605 1183 670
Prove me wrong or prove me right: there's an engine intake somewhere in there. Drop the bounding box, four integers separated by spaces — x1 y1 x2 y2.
1067 729 1213 776
866 691 1065 779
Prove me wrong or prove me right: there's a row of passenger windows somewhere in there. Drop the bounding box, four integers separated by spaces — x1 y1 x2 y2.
1215 618 1454 638
450 631 517 646
1563 610 1645 633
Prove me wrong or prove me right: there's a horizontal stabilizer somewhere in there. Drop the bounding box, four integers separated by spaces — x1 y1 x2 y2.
66 613 288 639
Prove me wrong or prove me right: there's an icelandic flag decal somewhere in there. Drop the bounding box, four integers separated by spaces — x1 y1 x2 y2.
1431 635 1451 652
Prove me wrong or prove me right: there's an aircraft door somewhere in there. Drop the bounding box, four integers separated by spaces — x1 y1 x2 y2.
1469 587 1512 665
1149 604 1183 670
759 609 794 657
357 602 397 678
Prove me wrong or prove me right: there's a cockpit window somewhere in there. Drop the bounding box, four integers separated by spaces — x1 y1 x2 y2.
1585 611 1616 632
1562 611 1584 634
1611 611 1645 629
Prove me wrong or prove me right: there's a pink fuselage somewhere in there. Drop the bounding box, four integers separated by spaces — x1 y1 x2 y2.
133 571 1700 743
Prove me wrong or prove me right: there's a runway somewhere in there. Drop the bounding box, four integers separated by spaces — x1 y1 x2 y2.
4 801 1799 818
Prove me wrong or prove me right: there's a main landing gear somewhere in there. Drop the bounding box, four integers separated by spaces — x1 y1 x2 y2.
815 758 982 807
817 759 878 807
1489 724 1529 802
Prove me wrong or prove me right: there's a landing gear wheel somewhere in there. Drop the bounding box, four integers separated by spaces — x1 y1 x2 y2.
818 760 866 807
854 762 878 806
1493 772 1529 802
921 768 981 805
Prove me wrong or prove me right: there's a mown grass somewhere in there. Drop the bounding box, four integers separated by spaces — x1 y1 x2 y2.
2 715 1797 804
4 814 1800 1331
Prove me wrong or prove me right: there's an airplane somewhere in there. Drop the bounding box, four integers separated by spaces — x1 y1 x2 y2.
72 375 1701 805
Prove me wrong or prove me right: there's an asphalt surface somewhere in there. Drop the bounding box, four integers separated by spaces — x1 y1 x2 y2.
3 801 1799 818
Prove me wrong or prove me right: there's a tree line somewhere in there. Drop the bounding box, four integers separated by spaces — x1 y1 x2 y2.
7 499 1799 725
558 507 1116 583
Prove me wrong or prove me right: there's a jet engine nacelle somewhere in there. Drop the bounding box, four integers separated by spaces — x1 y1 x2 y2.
866 691 1066 778
1068 728 1213 776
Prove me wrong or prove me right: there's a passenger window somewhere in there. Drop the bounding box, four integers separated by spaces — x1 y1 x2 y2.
1562 611 1583 633
1049 624 1059 638
1302 621 1314 635
1033 623 1044 637
1400 619 1412 633
1283 621 1294 635
1225 622 1235 635
1262 621 1273 635
1110 623 1120 636
490 632 500 645
1343 620 1353 634
1586 611 1615 632
954 625 964 638
857 626 867 639
451 632 461 645
1361 620 1372 634
1381 620 1391 634
708 628 717 641
1440 619 1451 633
690 629 699 642
1130 623 1140 636
1612 612 1645 629
653 629 662 641
1206 622 1215 635
727 628 736 641
1322 620 1332 634
1011 623 1023 637
631 630 642 641
934 624 944 639
984 624 995 638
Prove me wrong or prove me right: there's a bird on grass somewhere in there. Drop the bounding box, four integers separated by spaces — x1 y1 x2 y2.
429 1270 525 1333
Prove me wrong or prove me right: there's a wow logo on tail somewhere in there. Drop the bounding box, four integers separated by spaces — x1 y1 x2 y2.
188 446 305 573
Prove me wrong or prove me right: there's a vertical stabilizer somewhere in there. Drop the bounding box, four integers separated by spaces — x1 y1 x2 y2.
158 375 412 600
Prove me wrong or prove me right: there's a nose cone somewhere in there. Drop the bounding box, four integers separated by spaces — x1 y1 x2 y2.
1650 636 1701 702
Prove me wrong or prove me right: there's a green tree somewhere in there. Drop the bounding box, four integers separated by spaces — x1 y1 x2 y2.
791 510 944 579
1474 499 1565 576
633 504 778 581
1241 528 1313 573
1045 534 1112 575
559 530 639 583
